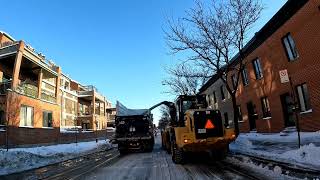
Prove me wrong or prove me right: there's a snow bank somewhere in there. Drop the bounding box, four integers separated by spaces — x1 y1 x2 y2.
230 131 320 170
0 139 112 175
225 157 293 180
281 143 320 167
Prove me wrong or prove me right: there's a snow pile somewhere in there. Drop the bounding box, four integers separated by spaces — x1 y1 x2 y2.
230 131 320 170
226 157 293 180
0 139 112 175
281 143 320 167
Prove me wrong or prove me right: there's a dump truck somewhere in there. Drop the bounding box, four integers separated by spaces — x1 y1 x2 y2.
151 95 237 164
114 102 155 154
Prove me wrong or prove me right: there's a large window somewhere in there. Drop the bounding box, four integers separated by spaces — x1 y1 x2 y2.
20 105 34 127
252 58 263 79
296 83 311 112
282 33 298 61
43 111 53 127
261 97 271 118
220 86 225 100
241 67 249 86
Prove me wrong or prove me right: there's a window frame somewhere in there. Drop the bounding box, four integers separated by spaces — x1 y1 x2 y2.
212 91 217 104
282 33 299 61
231 74 237 89
252 58 263 79
20 105 34 127
237 105 243 122
296 83 311 112
220 86 225 100
261 97 271 118
224 112 229 127
241 66 249 86
43 110 53 128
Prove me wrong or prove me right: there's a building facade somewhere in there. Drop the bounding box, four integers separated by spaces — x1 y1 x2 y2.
199 0 320 133
199 76 234 128
0 31 113 146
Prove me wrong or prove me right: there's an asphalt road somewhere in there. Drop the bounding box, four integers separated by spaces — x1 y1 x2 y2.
80 136 264 180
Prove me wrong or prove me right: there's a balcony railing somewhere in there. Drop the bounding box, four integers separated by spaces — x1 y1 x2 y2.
41 92 56 103
16 82 38 98
0 80 12 94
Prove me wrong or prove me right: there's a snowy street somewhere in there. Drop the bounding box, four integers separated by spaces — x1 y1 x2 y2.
2 135 320 179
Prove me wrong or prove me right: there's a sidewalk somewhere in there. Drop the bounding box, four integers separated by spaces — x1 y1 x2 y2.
0 139 112 176
230 129 320 170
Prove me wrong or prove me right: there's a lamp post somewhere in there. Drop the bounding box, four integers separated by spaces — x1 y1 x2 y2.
289 77 301 148
95 116 98 143
74 116 78 145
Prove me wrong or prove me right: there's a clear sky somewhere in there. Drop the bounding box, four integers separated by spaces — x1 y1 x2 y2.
0 0 286 125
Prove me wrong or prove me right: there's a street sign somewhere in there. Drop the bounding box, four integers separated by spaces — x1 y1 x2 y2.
279 69 289 83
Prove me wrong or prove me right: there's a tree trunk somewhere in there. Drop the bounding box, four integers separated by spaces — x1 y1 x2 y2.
231 94 239 137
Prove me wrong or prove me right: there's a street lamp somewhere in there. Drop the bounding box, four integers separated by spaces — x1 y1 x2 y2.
74 116 78 145
95 116 98 143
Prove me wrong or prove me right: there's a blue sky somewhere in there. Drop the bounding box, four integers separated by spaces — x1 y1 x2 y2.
0 0 286 124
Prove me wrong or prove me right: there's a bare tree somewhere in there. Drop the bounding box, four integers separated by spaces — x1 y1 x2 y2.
162 63 209 96
165 0 263 136
158 106 170 130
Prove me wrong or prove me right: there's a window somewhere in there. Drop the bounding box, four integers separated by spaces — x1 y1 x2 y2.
224 112 229 127
252 58 263 79
43 111 53 127
237 105 243 122
212 91 217 104
0 110 5 125
241 67 249 86
220 86 225 100
282 33 298 61
296 83 311 112
232 74 237 88
20 105 34 127
207 95 211 105
261 97 271 118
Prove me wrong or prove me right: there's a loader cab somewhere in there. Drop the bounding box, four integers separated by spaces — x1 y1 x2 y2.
175 95 207 127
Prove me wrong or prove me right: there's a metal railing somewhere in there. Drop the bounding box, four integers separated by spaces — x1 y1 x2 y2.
0 80 12 94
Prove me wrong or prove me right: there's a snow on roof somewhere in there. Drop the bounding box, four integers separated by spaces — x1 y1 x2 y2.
0 31 16 41
116 101 148 116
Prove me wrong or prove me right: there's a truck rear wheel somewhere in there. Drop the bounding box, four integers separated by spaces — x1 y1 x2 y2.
171 142 185 164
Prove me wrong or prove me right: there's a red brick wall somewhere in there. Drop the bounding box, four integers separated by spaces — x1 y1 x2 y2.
1 126 111 147
236 0 320 133
6 91 61 128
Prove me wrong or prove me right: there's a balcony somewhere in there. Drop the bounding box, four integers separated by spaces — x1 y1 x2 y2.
0 80 12 95
41 91 56 103
16 81 38 98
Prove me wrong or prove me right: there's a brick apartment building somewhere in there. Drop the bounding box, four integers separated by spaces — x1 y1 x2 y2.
199 0 320 133
0 31 113 147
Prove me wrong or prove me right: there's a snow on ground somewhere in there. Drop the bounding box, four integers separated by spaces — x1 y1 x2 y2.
225 157 298 180
230 131 320 170
0 139 112 176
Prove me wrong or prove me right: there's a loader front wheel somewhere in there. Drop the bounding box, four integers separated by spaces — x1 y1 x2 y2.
171 142 185 164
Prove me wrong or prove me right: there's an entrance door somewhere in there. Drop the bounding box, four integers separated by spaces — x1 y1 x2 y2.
246 101 256 131
280 93 296 127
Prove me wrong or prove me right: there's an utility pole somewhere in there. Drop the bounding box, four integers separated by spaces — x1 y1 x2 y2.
289 77 301 148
